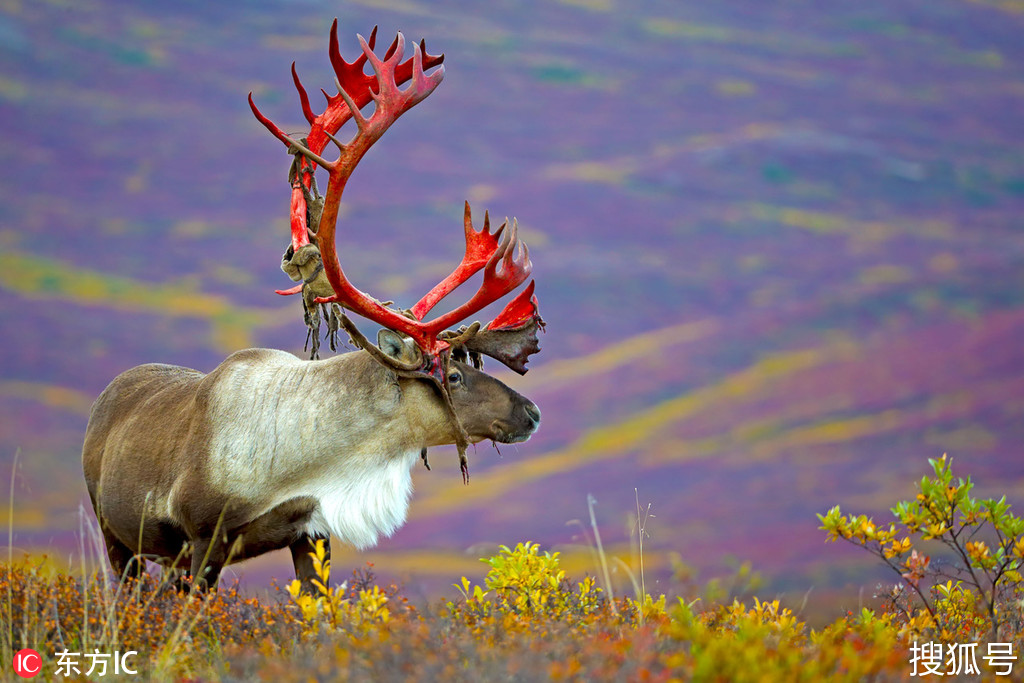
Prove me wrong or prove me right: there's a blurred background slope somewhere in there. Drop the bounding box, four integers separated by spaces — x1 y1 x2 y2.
2 0 1023 611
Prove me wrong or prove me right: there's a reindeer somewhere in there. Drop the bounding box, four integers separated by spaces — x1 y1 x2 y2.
82 22 543 591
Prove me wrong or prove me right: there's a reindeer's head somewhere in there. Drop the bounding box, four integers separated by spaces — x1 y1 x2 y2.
377 329 541 447
250 21 544 480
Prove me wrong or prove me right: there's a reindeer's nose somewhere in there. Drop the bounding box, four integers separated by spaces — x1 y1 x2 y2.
525 402 541 425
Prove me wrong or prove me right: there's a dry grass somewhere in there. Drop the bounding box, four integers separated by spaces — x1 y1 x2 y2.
4 462 1022 681
0 541 966 682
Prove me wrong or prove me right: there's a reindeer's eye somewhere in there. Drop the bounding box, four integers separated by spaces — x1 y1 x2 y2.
448 371 463 386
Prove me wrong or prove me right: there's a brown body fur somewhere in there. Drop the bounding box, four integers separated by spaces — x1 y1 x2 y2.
83 346 539 589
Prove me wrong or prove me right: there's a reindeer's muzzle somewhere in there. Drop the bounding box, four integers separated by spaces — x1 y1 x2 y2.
491 399 541 444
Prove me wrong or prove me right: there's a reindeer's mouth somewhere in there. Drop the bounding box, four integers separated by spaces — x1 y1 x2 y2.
490 425 533 444
488 402 541 444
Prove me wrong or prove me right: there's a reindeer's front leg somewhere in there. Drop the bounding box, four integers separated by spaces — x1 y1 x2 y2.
189 536 227 591
290 533 330 593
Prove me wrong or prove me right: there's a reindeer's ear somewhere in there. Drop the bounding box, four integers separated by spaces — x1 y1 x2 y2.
378 329 423 366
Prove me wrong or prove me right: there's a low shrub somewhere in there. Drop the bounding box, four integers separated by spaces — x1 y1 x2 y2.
2 456 1021 680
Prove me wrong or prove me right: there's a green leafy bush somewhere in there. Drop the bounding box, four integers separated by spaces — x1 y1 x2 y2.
452 542 605 621
819 454 1024 640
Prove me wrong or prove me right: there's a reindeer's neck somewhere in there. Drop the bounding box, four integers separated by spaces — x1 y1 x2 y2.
201 348 438 548
203 349 458 489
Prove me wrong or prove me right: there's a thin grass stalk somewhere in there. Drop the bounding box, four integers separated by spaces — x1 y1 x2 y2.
587 494 616 615
5 449 20 660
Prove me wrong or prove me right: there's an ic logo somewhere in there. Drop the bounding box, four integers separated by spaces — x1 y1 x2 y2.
13 649 41 678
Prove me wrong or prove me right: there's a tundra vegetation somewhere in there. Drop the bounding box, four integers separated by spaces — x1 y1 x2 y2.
4 456 1024 681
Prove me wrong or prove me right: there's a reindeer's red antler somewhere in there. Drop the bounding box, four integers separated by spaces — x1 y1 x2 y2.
250 22 444 253
409 202 505 321
251 22 537 363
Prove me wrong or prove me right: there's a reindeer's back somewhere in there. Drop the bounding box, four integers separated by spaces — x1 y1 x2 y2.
82 363 206 495
82 350 301 492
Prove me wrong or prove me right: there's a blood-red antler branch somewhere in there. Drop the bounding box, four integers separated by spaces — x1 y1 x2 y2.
250 21 444 252
251 22 538 362
410 202 505 320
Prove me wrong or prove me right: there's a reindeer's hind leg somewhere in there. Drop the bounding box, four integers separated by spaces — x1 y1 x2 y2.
88 484 144 582
189 536 226 591
102 528 144 581
157 560 190 593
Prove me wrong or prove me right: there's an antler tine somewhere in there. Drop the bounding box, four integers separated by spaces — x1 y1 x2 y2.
248 94 295 150
291 63 316 125
409 202 506 321
488 280 538 330
329 22 378 85
249 91 335 171
333 73 370 133
417 218 533 336
408 40 441 108
360 30 403 94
